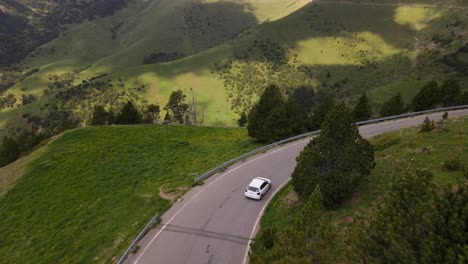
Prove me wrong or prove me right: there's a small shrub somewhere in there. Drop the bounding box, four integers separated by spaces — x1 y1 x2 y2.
442 112 448 120
443 158 463 171
420 117 435 132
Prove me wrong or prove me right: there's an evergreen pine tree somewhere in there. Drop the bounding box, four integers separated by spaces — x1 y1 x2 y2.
247 84 284 142
420 116 435 132
115 101 142 124
412 81 441 111
90 105 108 126
380 92 406 117
306 93 335 131
441 79 462 106
353 92 372 122
291 103 375 208
284 99 307 136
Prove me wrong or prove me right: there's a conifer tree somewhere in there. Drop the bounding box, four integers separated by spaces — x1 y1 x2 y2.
380 92 406 117
441 79 462 107
247 84 284 142
412 80 441 111
115 101 142 124
292 103 374 208
90 105 108 126
306 93 335 131
353 92 372 122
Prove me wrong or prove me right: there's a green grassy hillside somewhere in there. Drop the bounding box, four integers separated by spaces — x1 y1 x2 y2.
1 0 467 136
0 125 260 263
250 115 468 260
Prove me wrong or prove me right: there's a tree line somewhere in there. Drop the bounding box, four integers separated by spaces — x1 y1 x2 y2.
246 79 467 143
89 89 203 126
0 88 200 167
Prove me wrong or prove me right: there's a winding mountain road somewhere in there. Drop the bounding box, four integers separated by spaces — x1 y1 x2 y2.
126 109 468 264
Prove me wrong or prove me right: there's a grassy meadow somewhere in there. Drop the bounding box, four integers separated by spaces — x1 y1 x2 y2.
0 125 261 263
251 115 468 259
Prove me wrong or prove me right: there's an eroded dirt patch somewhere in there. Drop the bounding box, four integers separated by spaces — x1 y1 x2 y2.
159 185 189 203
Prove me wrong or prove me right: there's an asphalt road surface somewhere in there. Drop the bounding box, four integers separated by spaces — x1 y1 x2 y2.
126 109 468 264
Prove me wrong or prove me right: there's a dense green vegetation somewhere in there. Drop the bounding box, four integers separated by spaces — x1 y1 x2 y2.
251 115 468 262
0 125 260 263
291 104 375 208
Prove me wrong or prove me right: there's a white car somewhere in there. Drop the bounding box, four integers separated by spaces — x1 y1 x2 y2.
244 177 272 200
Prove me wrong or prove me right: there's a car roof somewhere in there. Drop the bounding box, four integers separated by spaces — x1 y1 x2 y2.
249 178 266 188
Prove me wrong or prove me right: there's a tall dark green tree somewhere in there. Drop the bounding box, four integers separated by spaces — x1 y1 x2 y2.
380 92 406 117
164 90 189 124
291 85 316 112
291 103 375 208
306 93 335 131
115 101 142 124
441 79 462 107
90 105 108 125
247 84 284 142
262 99 308 143
353 92 372 122
284 99 308 136
412 81 441 111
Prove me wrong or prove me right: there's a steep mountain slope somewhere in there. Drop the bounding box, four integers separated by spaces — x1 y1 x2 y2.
0 0 128 66
0 0 467 137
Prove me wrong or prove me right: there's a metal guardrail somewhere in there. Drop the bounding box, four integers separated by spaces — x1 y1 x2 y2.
193 104 468 184
118 213 159 264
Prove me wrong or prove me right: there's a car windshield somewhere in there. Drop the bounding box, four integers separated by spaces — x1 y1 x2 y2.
247 186 259 192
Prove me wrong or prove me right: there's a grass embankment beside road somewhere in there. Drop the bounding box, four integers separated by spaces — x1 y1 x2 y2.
251 115 468 259
0 125 261 264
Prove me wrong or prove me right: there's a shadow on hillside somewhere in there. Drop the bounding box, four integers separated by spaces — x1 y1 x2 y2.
148 0 460 77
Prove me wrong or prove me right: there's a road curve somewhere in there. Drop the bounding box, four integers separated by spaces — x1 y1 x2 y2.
126 109 468 264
